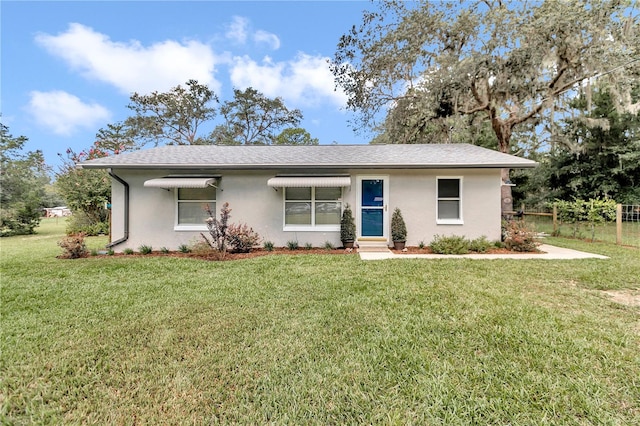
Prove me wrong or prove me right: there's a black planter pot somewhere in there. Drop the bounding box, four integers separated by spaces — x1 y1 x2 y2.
393 241 406 250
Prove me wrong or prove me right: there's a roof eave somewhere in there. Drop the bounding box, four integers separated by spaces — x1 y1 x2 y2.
80 162 537 170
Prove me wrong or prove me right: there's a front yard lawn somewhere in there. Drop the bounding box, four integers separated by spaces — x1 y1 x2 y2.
1 220 639 424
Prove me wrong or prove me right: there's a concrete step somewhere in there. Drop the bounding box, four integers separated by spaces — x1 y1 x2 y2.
356 238 391 253
357 246 392 253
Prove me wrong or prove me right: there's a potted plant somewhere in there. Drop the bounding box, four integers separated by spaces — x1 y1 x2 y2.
340 203 356 248
391 207 407 250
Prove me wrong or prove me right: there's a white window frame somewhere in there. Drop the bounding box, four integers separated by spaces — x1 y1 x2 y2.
436 177 463 225
174 187 216 231
283 187 342 232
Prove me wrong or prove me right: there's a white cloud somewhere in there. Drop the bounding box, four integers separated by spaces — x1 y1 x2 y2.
27 90 111 136
225 16 249 44
225 16 280 50
229 55 284 95
229 53 347 108
35 23 220 95
254 30 280 50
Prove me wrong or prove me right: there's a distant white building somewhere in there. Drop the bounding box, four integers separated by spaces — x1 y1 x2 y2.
45 206 72 217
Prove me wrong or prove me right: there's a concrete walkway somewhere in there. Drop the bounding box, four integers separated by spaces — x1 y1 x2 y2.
358 244 609 261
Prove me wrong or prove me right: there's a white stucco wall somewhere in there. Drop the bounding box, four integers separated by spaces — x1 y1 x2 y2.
109 173 126 244
389 169 502 244
107 168 502 252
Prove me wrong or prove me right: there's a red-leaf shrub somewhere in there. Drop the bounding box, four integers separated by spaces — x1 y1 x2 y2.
502 220 539 252
57 233 88 259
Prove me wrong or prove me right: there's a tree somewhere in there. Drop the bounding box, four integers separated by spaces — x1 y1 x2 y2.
332 0 639 212
126 79 218 146
94 122 140 153
0 123 50 236
56 124 140 235
273 128 319 145
210 87 303 145
548 85 640 203
56 149 110 235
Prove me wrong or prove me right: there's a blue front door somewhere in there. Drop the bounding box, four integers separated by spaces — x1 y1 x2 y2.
361 179 385 237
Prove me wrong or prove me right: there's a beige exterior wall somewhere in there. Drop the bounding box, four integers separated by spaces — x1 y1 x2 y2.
110 173 127 244
108 168 502 252
387 169 502 244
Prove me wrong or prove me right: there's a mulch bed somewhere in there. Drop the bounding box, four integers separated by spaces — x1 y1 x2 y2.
93 245 537 261
98 247 358 261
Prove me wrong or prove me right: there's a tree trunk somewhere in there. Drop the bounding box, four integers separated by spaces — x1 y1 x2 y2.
491 116 514 215
500 168 514 215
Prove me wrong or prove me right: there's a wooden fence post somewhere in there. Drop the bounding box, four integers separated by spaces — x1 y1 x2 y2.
616 204 622 245
553 204 558 235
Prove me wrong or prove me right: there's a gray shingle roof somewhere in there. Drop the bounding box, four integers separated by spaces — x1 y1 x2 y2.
79 144 537 170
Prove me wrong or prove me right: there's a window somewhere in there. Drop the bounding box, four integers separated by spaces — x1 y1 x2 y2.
176 187 216 229
437 178 462 224
284 187 342 230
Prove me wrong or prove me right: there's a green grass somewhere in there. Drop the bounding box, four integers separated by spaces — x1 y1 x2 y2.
1 219 639 424
542 236 640 290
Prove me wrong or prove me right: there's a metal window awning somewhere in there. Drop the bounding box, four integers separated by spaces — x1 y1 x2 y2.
267 176 351 188
144 177 218 189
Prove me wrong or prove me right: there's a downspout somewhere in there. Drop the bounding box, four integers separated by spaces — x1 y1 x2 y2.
106 169 129 248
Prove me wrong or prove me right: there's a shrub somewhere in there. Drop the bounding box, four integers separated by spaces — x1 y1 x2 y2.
418 241 426 249
90 248 98 256
0 201 42 237
56 148 110 236
554 198 617 241
201 202 261 257
304 242 313 250
201 202 231 254
65 211 109 236
107 248 115 256
340 204 356 242
391 208 407 242
263 241 274 252
57 233 88 259
160 247 170 254
555 199 587 238
469 236 491 253
226 223 260 253
0 124 48 237
138 245 153 255
178 244 191 253
502 220 539 252
584 198 617 242
324 241 335 250
123 248 134 255
286 240 299 250
428 235 497 254
429 235 469 254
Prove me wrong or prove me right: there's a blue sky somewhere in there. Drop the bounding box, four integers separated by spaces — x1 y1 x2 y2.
1 0 376 168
